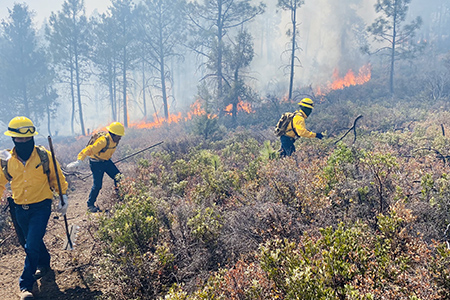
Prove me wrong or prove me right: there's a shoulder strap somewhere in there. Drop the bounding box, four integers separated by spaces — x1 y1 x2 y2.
99 134 110 153
290 112 300 137
35 146 51 184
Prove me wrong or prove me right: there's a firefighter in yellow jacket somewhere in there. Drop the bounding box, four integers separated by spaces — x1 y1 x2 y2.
279 98 323 157
67 122 125 213
0 117 68 300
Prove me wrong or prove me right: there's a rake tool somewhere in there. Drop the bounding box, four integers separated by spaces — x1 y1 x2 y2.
48 135 74 250
79 141 164 181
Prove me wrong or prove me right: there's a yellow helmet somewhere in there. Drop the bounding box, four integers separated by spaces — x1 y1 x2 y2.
106 122 125 136
4 116 38 137
298 98 314 109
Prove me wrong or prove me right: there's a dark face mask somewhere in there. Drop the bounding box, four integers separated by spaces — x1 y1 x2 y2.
301 107 312 117
13 138 35 161
110 132 122 144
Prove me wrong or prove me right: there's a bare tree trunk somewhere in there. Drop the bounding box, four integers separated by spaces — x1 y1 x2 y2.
217 0 224 107
70 67 75 135
122 47 128 127
108 62 116 121
232 69 238 124
142 60 147 117
75 50 86 136
389 0 398 95
288 4 297 101
159 28 169 119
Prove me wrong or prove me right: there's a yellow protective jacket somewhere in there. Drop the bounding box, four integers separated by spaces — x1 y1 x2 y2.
77 133 118 161
0 147 68 205
284 110 317 139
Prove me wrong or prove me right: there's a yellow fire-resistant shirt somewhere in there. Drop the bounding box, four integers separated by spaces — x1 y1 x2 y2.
284 110 317 139
77 133 118 161
0 147 68 205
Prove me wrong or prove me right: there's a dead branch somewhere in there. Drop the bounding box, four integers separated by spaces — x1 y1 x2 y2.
0 233 13 248
334 115 363 145
412 147 447 167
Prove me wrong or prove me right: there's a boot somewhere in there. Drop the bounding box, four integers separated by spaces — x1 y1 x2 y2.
33 265 51 280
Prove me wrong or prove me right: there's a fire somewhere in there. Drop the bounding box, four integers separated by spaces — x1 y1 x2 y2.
129 112 183 129
318 64 371 95
186 99 207 119
89 97 252 133
128 98 219 130
224 99 254 114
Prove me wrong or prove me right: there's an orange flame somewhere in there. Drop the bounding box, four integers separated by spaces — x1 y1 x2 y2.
127 98 218 130
224 99 254 114
318 64 371 95
129 112 183 129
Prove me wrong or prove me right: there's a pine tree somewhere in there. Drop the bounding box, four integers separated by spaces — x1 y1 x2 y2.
366 0 423 94
137 0 187 120
0 3 58 127
188 0 265 114
46 0 91 135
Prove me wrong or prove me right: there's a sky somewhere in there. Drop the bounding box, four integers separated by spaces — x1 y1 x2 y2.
1 0 110 25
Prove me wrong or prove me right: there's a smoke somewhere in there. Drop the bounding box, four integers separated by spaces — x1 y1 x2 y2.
249 0 376 95
0 0 442 136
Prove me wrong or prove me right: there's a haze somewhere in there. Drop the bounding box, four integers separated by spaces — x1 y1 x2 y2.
0 0 446 137
1 0 110 23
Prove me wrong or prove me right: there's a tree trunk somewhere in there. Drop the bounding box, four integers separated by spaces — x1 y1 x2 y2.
288 4 297 101
232 69 239 124
159 26 169 119
75 50 86 136
122 46 128 127
389 0 398 95
70 66 76 135
142 59 147 117
108 62 116 121
217 0 224 107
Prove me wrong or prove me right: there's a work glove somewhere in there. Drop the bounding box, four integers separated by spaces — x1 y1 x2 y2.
57 195 69 216
66 160 82 170
0 150 11 160
315 132 324 139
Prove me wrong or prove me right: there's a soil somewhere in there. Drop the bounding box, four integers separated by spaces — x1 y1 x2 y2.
0 172 119 300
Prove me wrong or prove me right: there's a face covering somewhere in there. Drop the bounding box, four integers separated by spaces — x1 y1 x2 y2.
13 138 35 161
301 107 312 117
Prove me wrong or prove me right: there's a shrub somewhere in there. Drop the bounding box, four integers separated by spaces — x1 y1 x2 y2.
97 194 175 299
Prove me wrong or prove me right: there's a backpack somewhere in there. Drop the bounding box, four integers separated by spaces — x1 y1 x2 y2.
87 131 110 153
1 146 50 182
274 112 298 137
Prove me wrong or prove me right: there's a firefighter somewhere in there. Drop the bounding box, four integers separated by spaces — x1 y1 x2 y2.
0 116 69 300
279 98 323 157
67 122 125 213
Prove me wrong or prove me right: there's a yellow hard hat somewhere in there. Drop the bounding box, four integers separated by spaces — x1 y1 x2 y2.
106 122 125 136
4 116 38 137
298 98 314 109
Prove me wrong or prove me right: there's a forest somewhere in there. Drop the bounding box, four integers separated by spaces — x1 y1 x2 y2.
1 0 450 299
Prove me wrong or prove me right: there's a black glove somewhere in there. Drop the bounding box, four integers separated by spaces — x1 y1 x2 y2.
315 132 323 139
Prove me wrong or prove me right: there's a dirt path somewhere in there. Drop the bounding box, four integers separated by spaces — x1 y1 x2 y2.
0 173 119 300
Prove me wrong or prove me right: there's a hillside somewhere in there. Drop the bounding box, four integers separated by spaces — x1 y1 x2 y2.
2 84 450 299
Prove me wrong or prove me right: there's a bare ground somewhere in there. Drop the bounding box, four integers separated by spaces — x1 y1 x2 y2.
0 173 119 300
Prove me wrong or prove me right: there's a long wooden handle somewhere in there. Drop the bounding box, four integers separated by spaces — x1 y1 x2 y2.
47 136 73 250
